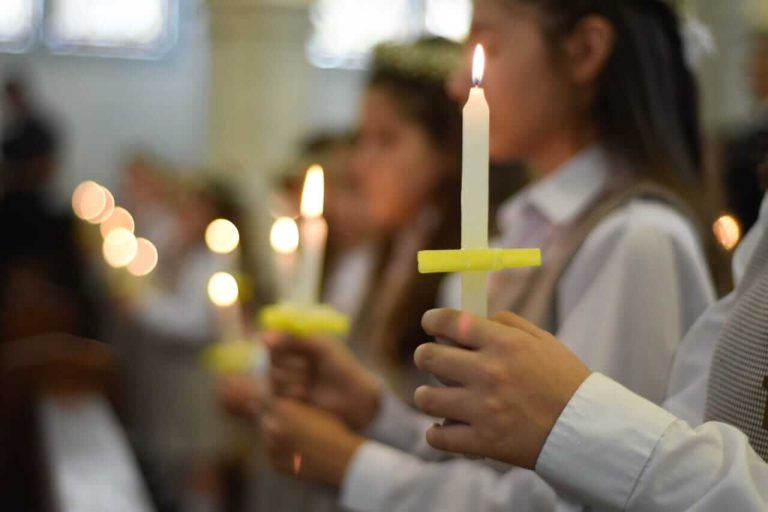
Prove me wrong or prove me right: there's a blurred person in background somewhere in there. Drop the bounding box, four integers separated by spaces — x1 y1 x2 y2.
115 177 252 512
721 31 768 235
0 75 98 342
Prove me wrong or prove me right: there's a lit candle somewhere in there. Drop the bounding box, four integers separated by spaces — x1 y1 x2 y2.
297 165 328 305
208 271 244 342
461 44 490 316
270 216 300 302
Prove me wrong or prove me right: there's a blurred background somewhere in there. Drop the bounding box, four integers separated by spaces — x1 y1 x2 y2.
0 0 767 511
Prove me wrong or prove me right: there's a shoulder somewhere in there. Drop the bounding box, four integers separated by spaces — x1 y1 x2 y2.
560 199 707 301
580 199 702 261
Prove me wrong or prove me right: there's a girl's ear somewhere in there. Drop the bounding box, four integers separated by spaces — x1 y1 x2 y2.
562 15 615 86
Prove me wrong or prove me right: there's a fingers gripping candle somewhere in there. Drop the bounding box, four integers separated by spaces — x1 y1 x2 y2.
462 45 490 316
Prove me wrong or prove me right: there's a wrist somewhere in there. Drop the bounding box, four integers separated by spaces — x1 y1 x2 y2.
324 432 365 487
348 375 382 432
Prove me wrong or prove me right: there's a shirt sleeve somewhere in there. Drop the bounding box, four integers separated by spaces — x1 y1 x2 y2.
363 389 444 461
537 373 768 512
341 441 563 512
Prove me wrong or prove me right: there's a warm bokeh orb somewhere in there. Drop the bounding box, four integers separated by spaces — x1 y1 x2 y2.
205 218 240 255
208 272 239 307
89 188 115 224
713 214 742 251
100 207 136 238
270 217 300 255
103 227 139 268
127 238 159 277
72 181 107 221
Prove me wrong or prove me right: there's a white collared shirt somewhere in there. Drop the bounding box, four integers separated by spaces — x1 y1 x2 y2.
340 146 716 512
536 193 768 512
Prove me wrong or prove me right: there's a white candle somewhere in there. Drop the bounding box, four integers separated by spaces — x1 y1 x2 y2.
461 44 490 316
208 271 244 342
270 216 300 302
297 165 328 305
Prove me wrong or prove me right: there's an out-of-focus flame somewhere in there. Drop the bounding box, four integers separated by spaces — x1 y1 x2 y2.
72 181 107 221
100 207 135 238
713 214 742 251
300 165 325 218
127 238 158 277
205 218 240 255
89 188 115 224
270 217 300 255
103 227 139 268
208 272 239 307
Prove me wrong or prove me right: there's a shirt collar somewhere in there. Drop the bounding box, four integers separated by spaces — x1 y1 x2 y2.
498 145 611 232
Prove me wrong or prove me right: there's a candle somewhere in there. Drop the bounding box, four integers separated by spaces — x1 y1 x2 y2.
461 44 490 316
297 165 328 305
270 216 300 302
208 271 244 342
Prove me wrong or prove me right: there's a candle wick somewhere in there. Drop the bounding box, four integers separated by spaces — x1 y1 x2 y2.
472 79 481 88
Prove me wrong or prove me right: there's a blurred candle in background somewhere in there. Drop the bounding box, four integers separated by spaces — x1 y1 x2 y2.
297 165 328 305
270 216 300 302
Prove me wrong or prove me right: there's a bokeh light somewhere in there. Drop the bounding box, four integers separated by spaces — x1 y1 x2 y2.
72 181 107 221
205 218 240 255
127 238 158 277
270 217 300 255
713 214 742 251
100 207 135 238
208 272 239 307
103 227 139 268
88 187 115 224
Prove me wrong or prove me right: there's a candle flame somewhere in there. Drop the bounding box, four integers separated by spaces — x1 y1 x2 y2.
472 44 485 87
270 217 300 255
208 272 240 307
300 165 325 218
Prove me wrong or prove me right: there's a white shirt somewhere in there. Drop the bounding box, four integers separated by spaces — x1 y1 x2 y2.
134 245 224 343
535 193 768 512
40 395 153 512
340 146 716 512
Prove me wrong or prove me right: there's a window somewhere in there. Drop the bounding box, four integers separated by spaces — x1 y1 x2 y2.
0 0 40 53
307 0 470 69
45 0 177 59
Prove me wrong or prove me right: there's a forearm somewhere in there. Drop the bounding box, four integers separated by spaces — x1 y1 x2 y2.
341 441 562 512
537 374 768 511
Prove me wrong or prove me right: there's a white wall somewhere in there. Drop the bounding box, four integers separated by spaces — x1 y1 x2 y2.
0 0 211 209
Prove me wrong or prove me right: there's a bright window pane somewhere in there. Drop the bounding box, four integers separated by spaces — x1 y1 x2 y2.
307 0 413 69
0 0 38 53
425 0 471 41
46 0 176 59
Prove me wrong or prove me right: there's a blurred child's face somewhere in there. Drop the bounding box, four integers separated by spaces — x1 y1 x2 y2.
353 87 444 232
450 0 576 163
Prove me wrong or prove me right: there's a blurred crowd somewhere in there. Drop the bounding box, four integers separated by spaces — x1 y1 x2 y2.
1 10 767 512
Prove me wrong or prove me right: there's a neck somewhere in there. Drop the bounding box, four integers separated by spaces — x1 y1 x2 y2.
528 125 599 176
